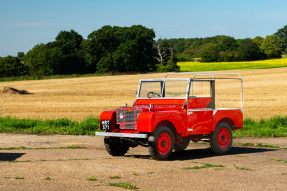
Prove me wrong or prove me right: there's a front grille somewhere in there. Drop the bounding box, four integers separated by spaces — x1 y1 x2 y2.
116 107 142 129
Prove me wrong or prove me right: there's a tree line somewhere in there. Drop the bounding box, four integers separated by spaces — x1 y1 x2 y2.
168 26 287 62
1 25 287 78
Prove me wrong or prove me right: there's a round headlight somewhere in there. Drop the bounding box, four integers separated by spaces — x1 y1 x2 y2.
119 113 124 119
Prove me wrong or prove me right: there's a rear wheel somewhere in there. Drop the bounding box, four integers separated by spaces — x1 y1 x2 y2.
148 126 174 160
209 122 232 154
174 140 190 152
104 137 129 156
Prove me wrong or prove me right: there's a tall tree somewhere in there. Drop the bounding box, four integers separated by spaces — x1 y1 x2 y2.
274 25 287 50
84 25 156 73
200 43 221 62
24 43 62 76
260 35 283 58
237 38 265 61
53 30 86 74
0 56 28 77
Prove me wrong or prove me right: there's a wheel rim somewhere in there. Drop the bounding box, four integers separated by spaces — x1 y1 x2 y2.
157 133 171 155
217 128 230 148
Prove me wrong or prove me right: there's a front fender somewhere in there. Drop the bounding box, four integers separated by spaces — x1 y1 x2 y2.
99 111 117 131
137 111 187 133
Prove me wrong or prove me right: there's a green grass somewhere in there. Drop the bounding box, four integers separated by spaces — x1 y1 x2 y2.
234 164 252 170
148 172 155 174
110 175 121 179
0 145 84 150
0 115 287 137
44 177 51 180
271 159 287 163
0 116 99 135
14 176 24 179
235 143 281 149
282 173 287 175
86 177 97 181
107 183 137 190
183 163 224 170
178 58 287 72
234 116 287 138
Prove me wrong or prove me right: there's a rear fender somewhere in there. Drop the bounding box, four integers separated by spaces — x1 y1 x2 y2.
212 109 243 131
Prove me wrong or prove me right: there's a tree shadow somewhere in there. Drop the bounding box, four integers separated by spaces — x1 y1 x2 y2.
0 153 26 161
124 147 277 161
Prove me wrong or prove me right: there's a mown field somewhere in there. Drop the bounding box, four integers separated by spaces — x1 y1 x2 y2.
178 58 287 72
1 61 287 137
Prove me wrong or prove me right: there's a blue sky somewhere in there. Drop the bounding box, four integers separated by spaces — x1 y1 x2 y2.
1 0 287 57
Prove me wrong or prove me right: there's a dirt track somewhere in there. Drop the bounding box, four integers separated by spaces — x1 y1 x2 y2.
1 134 286 190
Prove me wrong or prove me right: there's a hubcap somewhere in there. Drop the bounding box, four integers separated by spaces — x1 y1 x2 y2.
157 133 171 155
217 128 230 148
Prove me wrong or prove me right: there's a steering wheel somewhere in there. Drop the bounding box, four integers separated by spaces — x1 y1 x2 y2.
147 92 161 98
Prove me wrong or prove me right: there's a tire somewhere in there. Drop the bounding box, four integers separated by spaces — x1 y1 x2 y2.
174 140 190 152
209 122 233 154
148 126 174 160
104 137 129 156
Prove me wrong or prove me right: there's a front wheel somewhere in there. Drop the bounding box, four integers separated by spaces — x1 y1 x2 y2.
104 138 129 156
209 122 232 154
148 126 174 160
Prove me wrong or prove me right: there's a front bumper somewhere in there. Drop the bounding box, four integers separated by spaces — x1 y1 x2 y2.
95 132 148 138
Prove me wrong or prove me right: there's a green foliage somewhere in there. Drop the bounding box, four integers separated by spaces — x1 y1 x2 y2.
234 116 287 138
237 38 265 61
274 25 287 49
200 43 221 62
253 36 264 47
44 177 51 180
260 35 283 58
0 116 99 135
24 43 62 76
0 56 28 77
84 25 156 73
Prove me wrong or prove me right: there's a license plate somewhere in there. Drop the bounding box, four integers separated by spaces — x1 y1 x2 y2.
101 120 111 131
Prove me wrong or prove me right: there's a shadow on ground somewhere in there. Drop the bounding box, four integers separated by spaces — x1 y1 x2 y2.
0 153 26 161
124 147 276 161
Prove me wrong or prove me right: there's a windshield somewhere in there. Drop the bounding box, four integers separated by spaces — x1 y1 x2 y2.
138 80 189 98
139 81 162 98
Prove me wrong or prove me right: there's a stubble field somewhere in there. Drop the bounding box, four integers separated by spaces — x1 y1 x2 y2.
1 67 287 121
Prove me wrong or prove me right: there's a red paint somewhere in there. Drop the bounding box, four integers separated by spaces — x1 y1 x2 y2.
188 97 212 109
217 128 230 148
157 133 171 155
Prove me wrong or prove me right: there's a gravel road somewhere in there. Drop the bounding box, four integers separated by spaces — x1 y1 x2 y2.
0 134 286 191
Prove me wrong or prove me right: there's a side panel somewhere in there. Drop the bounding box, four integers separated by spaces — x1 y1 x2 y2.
188 97 212 109
137 111 187 133
187 110 213 134
99 111 117 131
212 109 243 131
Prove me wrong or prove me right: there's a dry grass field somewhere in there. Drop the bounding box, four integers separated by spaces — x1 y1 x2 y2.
1 68 287 121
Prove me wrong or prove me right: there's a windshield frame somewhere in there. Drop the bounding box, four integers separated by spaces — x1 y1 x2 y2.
137 79 191 99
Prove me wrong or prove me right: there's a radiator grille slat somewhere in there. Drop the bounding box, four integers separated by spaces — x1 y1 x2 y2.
116 107 142 129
